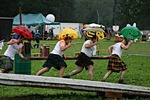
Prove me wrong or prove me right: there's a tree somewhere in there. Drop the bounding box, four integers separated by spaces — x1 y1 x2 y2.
118 0 150 29
59 0 76 22
73 0 114 27
1 0 150 29
136 0 150 29
0 0 18 17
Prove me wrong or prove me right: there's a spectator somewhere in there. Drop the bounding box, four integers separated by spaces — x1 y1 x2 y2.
33 30 40 48
0 39 4 51
49 27 55 39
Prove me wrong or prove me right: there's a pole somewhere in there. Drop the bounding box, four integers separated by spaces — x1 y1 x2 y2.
19 0 22 25
112 0 117 25
60 0 62 22
97 10 100 24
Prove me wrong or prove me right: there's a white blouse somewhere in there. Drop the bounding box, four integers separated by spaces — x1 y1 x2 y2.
81 40 96 57
51 40 64 57
4 43 23 60
112 43 123 58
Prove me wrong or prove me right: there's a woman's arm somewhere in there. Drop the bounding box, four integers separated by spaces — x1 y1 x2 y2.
18 47 29 60
85 41 98 48
121 41 132 50
60 40 71 51
7 39 18 45
108 45 114 55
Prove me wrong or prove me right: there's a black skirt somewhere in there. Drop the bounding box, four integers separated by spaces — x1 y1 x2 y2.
75 52 94 69
42 54 67 70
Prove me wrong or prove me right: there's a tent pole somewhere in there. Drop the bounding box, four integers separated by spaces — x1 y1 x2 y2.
19 0 22 25
43 25 45 40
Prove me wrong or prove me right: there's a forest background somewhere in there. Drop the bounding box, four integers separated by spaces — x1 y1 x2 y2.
0 0 150 30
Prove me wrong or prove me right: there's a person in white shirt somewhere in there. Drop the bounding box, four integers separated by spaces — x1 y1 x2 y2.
36 36 72 77
0 39 4 50
101 38 132 84
0 35 28 73
63 35 98 80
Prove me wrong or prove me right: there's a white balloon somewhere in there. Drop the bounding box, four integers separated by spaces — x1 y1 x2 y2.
46 14 55 22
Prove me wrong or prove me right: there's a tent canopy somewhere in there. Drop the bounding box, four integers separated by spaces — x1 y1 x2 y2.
13 13 60 26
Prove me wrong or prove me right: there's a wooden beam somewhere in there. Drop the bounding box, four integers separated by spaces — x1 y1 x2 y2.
0 73 150 97
0 54 4 57
1 55 110 60
28 56 110 60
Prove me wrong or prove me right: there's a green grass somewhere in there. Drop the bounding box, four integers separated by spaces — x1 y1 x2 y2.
0 38 150 100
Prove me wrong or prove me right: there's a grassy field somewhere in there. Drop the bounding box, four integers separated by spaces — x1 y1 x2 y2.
0 38 150 100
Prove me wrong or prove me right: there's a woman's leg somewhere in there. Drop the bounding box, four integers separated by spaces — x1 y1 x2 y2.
101 70 112 81
87 65 94 80
63 66 83 78
69 66 83 76
36 67 50 76
1 68 13 73
120 70 126 80
118 69 127 84
59 67 65 77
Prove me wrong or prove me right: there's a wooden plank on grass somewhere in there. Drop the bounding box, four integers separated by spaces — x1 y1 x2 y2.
0 73 150 97
28 56 110 60
1 55 110 60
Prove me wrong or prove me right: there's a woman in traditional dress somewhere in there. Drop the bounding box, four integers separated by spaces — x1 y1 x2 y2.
36 35 73 77
0 35 28 73
63 35 98 80
101 38 132 84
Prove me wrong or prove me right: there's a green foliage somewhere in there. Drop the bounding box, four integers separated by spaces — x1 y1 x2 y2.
118 0 150 29
0 0 18 17
1 0 150 29
73 0 114 26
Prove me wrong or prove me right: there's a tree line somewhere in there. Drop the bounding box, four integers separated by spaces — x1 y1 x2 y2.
0 0 150 30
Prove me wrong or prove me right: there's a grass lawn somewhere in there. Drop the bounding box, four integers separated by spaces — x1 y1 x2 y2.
0 38 150 100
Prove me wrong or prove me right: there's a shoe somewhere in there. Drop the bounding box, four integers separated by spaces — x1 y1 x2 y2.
118 79 127 84
63 75 70 78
